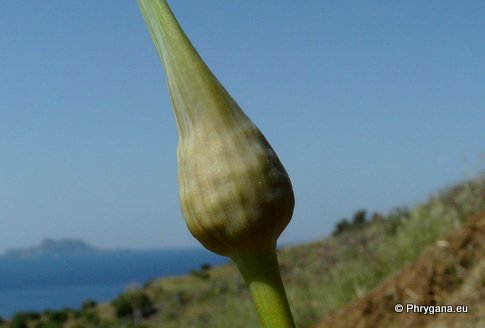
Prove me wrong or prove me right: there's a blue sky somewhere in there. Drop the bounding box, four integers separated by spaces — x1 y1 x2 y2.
1 1 484 253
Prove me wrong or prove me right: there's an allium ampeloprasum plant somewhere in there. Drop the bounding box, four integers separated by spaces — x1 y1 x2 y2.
138 1 295 326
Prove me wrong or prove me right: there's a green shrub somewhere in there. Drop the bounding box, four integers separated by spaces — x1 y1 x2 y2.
9 312 31 328
113 293 132 318
82 310 101 324
34 322 60 328
189 268 210 280
332 218 351 236
333 210 369 236
112 290 156 319
81 300 97 311
47 310 69 323
351 209 367 227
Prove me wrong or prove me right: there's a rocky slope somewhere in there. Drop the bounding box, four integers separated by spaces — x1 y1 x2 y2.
315 211 485 328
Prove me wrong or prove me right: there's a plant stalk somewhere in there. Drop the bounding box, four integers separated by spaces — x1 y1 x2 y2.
231 245 296 328
138 1 296 326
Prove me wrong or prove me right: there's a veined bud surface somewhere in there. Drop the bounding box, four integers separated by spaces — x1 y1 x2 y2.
139 0 294 256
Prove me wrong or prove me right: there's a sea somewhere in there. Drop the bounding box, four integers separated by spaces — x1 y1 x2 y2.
0 248 228 318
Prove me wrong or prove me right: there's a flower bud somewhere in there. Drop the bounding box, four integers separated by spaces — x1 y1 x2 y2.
138 0 294 256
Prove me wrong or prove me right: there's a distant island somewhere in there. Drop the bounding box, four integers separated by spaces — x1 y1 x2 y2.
2 238 98 257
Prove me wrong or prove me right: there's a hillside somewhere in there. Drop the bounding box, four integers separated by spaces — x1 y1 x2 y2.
2 176 484 328
314 211 485 328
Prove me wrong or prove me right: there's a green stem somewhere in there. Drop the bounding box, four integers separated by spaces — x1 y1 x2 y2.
231 245 296 328
137 0 235 131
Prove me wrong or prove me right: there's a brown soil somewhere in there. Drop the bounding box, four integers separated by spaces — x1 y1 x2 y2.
314 212 485 328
